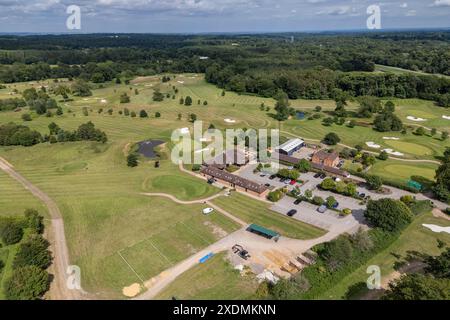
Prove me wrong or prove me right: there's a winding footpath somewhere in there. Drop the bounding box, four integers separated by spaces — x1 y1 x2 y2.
0 157 83 300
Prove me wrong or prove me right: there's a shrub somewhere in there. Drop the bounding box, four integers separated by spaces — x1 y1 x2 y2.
0 222 23 245
24 209 44 234
312 196 325 205
365 198 413 232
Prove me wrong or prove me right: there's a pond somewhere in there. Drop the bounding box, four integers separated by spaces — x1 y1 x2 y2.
136 140 164 158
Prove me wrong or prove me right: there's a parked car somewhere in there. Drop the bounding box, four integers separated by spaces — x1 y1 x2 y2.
289 180 297 185
320 173 326 179
264 183 271 187
280 178 287 183
317 205 328 213
284 180 291 185
359 193 366 199
232 244 244 254
287 209 297 217
332 202 339 209
269 175 277 180
294 199 302 205
202 208 214 215
239 250 251 260
314 173 321 178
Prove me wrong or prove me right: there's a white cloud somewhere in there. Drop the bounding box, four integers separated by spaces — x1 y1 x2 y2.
400 3 408 8
431 0 450 6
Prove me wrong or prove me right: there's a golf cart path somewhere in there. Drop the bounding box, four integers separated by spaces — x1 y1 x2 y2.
0 156 84 300
281 131 441 165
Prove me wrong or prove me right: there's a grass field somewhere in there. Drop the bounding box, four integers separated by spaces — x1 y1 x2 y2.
155 252 259 300
369 160 438 184
318 211 450 300
0 170 48 217
212 192 325 240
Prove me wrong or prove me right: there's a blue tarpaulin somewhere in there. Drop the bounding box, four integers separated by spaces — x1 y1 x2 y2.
199 252 214 263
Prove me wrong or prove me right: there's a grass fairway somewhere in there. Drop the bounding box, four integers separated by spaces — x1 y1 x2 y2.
318 212 450 300
0 170 47 217
212 192 325 240
155 252 258 300
369 160 438 184
384 140 433 156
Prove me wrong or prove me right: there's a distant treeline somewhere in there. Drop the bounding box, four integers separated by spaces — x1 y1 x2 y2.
206 66 450 107
0 32 449 105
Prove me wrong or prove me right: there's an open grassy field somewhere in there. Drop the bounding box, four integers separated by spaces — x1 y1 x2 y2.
212 192 325 240
318 211 450 300
155 252 259 300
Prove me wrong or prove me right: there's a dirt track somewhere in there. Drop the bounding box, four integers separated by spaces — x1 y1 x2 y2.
0 157 83 300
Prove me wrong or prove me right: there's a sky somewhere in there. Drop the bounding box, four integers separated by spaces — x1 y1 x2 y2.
0 0 449 33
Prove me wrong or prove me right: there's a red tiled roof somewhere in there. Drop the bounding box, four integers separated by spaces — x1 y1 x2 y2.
201 166 268 194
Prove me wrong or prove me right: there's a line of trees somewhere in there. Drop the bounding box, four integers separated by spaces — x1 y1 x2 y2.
0 209 51 300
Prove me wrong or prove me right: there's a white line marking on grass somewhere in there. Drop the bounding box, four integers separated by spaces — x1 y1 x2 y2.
117 250 145 283
179 221 212 245
148 240 173 266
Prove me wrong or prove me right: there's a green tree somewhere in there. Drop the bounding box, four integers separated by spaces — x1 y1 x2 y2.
295 159 311 173
120 92 130 103
365 175 383 191
139 110 148 118
320 178 336 190
127 153 138 167
13 234 51 269
4 266 50 300
442 131 449 141
152 89 164 102
382 274 449 300
378 150 389 160
184 96 193 106
365 198 413 232
326 196 337 209
21 113 32 121
323 132 341 145
24 209 44 234
189 113 197 122
0 222 23 245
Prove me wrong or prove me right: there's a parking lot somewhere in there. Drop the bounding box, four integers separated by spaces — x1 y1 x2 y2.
237 163 367 231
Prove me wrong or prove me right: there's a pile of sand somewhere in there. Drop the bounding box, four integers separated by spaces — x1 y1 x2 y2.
122 283 141 297
422 224 450 235
383 137 400 140
382 148 404 157
366 141 381 149
407 116 427 122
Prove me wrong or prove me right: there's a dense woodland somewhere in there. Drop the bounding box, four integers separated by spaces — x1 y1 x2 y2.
0 32 449 106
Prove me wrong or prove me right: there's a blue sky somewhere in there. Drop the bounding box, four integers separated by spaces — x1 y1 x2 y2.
0 0 449 33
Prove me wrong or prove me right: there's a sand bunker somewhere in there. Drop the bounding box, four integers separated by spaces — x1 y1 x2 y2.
122 283 141 297
100 99 107 103
224 118 236 123
366 141 381 149
177 80 185 84
422 224 450 235
407 116 427 122
179 127 190 134
442 115 450 120
382 148 404 157
383 137 400 140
